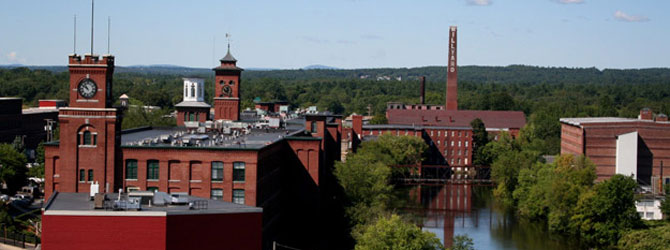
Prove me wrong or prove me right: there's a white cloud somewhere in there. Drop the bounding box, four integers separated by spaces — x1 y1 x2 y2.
614 10 649 22
467 0 492 6
555 0 584 4
7 52 17 61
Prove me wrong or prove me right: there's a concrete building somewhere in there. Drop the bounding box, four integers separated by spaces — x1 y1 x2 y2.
560 109 670 190
42 192 262 250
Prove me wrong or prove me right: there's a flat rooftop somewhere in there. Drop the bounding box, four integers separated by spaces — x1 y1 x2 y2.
560 117 650 126
44 192 261 216
121 126 303 150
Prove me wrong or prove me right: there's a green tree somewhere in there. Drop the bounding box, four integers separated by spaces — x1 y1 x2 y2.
369 113 388 125
660 185 670 220
570 174 642 248
470 118 489 166
335 155 392 226
355 214 444 250
618 224 670 250
451 235 474 250
0 144 28 195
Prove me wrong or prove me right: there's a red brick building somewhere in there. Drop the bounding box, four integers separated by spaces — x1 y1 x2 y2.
44 50 346 249
345 26 526 169
42 192 262 250
561 109 670 189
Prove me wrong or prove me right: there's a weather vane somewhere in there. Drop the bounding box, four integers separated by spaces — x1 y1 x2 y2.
225 33 231 50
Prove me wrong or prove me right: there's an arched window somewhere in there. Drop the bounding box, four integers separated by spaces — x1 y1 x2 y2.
88 169 94 181
126 160 138 179
147 160 159 180
83 131 91 145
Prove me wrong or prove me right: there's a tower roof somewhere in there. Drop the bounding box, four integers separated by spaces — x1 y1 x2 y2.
220 44 237 63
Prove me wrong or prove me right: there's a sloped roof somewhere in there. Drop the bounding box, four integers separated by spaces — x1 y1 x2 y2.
175 101 211 108
387 109 526 129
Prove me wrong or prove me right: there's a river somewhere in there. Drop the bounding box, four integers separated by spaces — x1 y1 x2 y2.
398 184 584 250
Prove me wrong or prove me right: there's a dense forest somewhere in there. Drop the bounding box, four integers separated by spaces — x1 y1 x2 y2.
2 65 670 154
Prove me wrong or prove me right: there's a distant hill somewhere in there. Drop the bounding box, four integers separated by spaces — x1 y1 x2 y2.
303 64 338 70
2 64 670 86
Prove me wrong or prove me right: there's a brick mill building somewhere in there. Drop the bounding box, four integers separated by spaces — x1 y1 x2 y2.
561 109 670 190
43 48 344 249
345 26 526 169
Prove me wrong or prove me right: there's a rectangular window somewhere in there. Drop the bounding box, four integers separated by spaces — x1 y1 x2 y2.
88 169 94 182
451 141 454 146
83 131 91 145
233 189 245 204
437 140 440 145
211 189 223 200
465 158 468 165
458 141 462 147
147 186 159 192
195 112 199 121
92 134 97 145
126 160 138 179
465 141 469 148
211 161 224 181
147 160 160 180
451 131 455 137
465 149 469 156
458 158 462 165
431 131 434 136
311 121 318 133
233 162 245 182
79 169 85 182
459 131 462 137
184 112 188 121
458 149 462 156
438 131 441 136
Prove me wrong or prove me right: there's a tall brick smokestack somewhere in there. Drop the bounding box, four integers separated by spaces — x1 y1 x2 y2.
420 76 426 105
446 26 458 110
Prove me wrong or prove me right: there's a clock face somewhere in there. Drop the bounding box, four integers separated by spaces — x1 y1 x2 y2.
78 79 98 99
222 85 232 97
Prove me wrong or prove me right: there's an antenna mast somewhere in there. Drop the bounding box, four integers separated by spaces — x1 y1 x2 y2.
107 16 111 54
90 0 94 55
73 15 77 54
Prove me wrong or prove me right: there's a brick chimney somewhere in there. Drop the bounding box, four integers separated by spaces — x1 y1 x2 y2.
639 108 653 120
446 26 458 110
419 76 425 105
656 113 668 122
352 115 363 138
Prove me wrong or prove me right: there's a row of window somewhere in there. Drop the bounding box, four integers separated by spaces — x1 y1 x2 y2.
79 169 94 182
211 188 245 205
445 149 469 157
430 130 469 137
450 158 469 165
183 112 201 122
435 140 469 147
125 160 245 182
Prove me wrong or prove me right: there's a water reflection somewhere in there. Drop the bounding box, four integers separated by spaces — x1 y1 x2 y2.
399 184 584 250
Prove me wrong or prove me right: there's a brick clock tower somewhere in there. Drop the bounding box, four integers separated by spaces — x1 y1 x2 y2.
44 53 121 199
213 46 244 121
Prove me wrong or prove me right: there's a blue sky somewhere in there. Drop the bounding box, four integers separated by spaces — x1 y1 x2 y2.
1 0 667 69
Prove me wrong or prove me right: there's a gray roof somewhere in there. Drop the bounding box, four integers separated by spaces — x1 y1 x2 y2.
220 50 237 62
44 192 261 216
120 126 304 150
559 117 642 126
175 101 211 108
